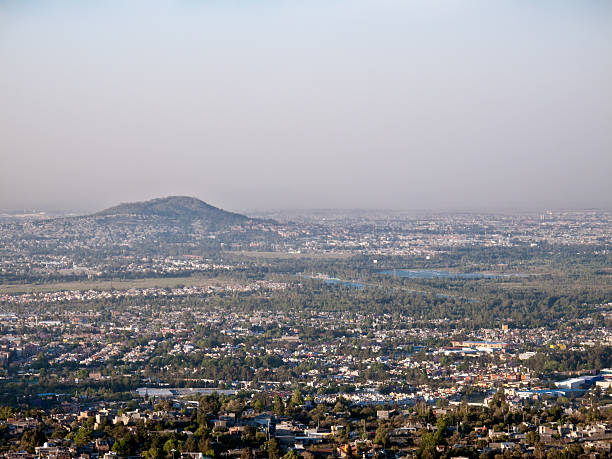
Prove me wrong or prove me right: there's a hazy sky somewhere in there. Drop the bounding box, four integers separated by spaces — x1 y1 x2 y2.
1 0 611 212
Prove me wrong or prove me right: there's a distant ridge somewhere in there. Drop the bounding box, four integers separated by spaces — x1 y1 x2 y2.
95 196 249 223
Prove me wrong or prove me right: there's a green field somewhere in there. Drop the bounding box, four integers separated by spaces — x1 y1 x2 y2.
0 274 233 294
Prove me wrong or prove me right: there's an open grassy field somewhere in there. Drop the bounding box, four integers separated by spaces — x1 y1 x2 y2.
0 274 233 294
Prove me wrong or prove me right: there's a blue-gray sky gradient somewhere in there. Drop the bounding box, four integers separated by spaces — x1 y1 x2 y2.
1 0 611 212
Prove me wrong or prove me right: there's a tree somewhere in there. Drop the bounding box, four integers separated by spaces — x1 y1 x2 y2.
51 425 67 439
289 389 304 408
526 430 540 445
267 438 281 459
273 395 284 416
73 427 93 446
418 431 437 458
182 435 198 452
223 398 243 415
19 428 46 453
198 437 214 456
253 398 265 413
241 425 256 443
113 433 138 457
195 424 211 438
0 406 14 420
145 446 165 459
333 399 347 413
373 426 389 447
163 438 179 458
199 393 221 417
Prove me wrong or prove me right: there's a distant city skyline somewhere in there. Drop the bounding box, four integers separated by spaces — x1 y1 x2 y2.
1 0 611 212
2 196 611 217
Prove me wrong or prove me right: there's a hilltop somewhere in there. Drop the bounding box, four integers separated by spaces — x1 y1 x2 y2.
95 196 249 224
0 197 280 264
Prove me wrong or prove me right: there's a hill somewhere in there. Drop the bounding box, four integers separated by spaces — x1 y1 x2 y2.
95 196 249 224
0 196 282 267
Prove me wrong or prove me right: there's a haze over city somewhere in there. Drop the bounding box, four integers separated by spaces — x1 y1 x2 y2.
1 2 612 457
1 0 611 212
